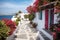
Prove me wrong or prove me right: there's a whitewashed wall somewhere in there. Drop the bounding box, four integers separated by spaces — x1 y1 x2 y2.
33 10 45 31
54 14 59 24
33 10 58 31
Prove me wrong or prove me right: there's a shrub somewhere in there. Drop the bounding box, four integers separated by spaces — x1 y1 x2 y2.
28 14 35 21
2 19 16 35
24 15 28 19
16 17 21 21
0 20 10 40
15 17 21 26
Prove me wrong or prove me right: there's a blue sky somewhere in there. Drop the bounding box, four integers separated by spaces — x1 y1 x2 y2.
0 0 34 15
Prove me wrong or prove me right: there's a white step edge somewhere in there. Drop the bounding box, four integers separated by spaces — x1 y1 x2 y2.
38 32 45 40
40 29 53 40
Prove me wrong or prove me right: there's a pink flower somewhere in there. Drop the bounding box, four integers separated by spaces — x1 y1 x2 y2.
26 6 35 13
56 28 60 32
26 0 41 13
2 18 16 35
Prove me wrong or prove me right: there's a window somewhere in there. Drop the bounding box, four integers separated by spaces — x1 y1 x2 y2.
39 11 42 20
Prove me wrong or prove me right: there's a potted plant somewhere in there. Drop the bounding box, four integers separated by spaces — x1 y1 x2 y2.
32 23 37 28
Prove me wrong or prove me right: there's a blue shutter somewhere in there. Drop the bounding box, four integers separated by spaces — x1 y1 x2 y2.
39 11 42 20
50 9 54 25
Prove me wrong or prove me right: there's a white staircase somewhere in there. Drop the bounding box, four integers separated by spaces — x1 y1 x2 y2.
39 29 53 40
14 20 39 40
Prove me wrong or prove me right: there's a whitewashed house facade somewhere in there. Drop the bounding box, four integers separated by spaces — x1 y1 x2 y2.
33 2 59 31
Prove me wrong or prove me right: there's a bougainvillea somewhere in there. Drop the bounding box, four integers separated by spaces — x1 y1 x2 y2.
33 0 43 6
26 0 59 13
54 2 60 13
26 0 43 13
2 18 16 35
26 6 36 13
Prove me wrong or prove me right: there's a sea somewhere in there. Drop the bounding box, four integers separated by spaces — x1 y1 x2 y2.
0 15 13 20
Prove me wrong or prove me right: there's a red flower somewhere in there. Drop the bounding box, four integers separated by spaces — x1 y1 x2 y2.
2 18 16 27
52 32 57 40
2 18 16 35
2 18 9 23
56 28 60 32
33 6 39 12
26 0 42 13
54 6 60 13
26 6 35 13
6 20 16 27
33 0 40 6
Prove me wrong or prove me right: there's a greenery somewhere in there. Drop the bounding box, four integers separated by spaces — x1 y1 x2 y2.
15 17 21 26
24 15 28 19
28 14 35 21
0 20 10 40
16 17 21 21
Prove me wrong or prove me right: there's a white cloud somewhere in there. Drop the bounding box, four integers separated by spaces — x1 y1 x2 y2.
0 2 28 8
0 2 29 15
0 0 34 15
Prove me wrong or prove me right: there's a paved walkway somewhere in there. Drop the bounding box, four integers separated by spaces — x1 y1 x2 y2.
14 20 39 40
7 16 53 40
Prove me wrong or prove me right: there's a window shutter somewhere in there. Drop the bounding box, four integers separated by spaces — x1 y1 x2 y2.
39 11 42 20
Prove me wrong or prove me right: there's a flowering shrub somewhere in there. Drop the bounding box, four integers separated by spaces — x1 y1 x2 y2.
26 0 44 13
33 0 41 12
54 2 60 13
2 18 16 35
26 6 36 14
33 0 43 6
0 20 10 40
26 0 41 13
2 18 9 24
50 24 60 40
26 0 59 13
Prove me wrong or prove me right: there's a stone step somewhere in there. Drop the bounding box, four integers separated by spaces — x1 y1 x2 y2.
40 31 50 40
15 38 27 40
40 29 53 40
43 29 52 35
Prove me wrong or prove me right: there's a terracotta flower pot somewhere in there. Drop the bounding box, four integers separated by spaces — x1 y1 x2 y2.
32 23 37 28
